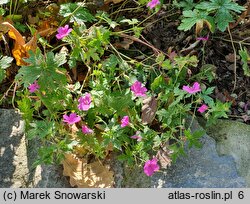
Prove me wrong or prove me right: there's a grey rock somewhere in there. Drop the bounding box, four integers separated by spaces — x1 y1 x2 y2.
0 109 27 187
113 119 246 188
111 157 151 188
205 119 250 187
150 119 246 188
0 109 70 188
238 101 245 109
230 93 238 99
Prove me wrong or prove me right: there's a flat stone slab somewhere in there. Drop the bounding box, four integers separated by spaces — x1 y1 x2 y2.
0 109 70 188
151 135 246 188
0 109 27 187
150 119 247 188
205 119 250 187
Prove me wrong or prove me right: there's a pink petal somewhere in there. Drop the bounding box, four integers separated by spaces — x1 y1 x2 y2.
192 82 201 92
198 104 208 113
131 80 147 97
182 82 201 94
82 125 94 134
78 93 92 111
144 158 160 176
28 81 40 93
147 0 160 9
64 24 69 29
56 25 72 40
182 85 192 93
63 113 81 125
197 36 209 41
130 131 142 141
121 116 130 127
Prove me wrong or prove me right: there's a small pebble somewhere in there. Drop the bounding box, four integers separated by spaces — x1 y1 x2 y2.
238 102 246 109
247 110 250 115
231 93 238 99
237 108 243 113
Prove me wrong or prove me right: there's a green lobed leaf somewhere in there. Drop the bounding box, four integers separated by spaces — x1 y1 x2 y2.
0 70 5 83
27 120 55 140
16 49 67 90
0 0 9 5
16 50 44 87
17 95 34 127
120 18 139 25
195 1 219 11
185 129 204 148
222 0 245 13
195 0 245 32
59 3 95 25
0 55 13 83
239 47 250 77
162 59 172 70
175 0 196 10
215 9 233 31
0 8 5 16
202 87 215 95
151 75 166 92
0 55 13 70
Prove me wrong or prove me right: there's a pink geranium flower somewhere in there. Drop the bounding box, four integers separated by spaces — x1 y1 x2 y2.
56 25 72 40
121 116 130 128
63 113 81 125
28 81 40 93
130 131 142 142
144 158 160 176
78 93 92 111
197 36 209 41
82 125 94 134
182 82 201 94
198 104 208 113
147 0 160 9
131 81 147 97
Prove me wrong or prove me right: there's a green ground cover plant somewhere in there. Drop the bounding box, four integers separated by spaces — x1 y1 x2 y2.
1 0 242 181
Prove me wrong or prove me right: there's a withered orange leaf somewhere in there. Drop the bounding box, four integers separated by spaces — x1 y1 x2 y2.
1 22 37 66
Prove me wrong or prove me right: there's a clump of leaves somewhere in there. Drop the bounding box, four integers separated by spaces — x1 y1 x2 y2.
59 2 95 25
178 0 245 33
8 2 231 180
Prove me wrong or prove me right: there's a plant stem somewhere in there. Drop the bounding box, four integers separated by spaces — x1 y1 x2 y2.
227 26 237 93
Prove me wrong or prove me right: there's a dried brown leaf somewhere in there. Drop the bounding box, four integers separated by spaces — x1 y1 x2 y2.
37 19 58 37
242 115 250 122
0 17 12 33
62 153 114 188
141 96 158 125
156 147 172 169
225 53 239 63
104 0 125 4
195 20 204 36
28 15 39 25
